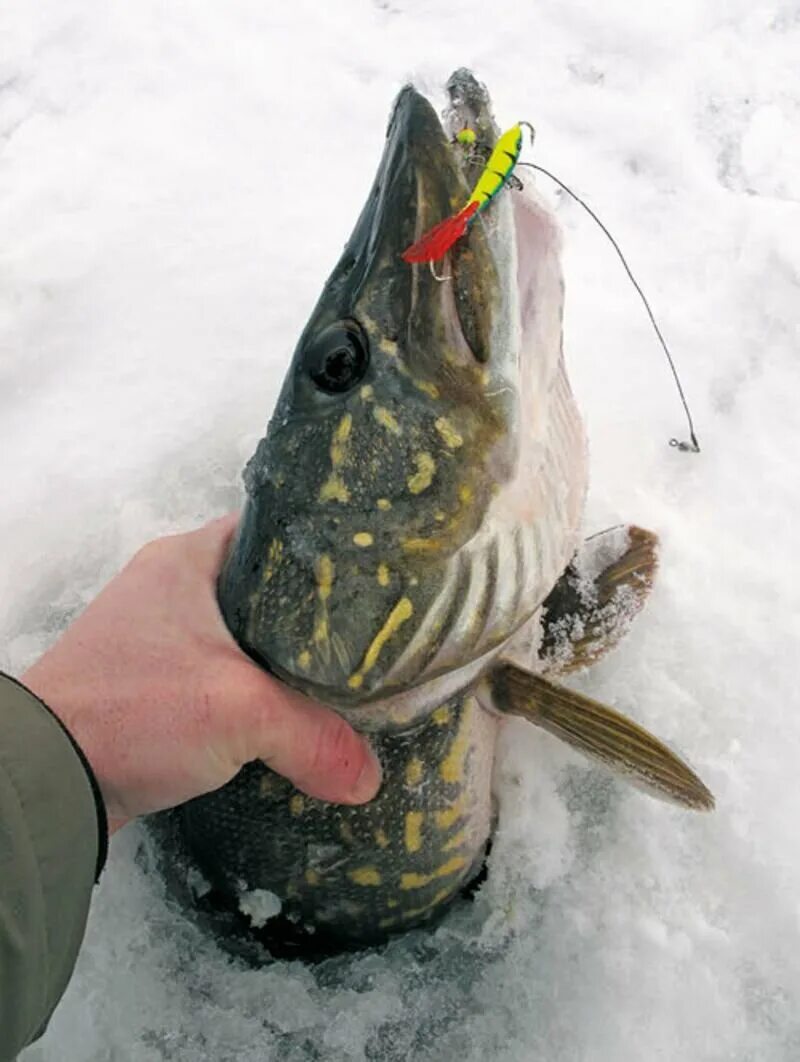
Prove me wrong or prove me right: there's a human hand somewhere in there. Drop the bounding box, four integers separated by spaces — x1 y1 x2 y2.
22 515 381 833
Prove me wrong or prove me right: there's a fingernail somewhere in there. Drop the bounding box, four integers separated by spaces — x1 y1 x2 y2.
348 744 382 804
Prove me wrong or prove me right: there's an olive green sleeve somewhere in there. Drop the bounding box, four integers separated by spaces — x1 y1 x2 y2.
0 673 108 1061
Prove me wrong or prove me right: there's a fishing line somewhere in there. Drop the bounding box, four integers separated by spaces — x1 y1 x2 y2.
517 160 700 453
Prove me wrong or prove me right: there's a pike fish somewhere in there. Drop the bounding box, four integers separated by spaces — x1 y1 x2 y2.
161 69 713 960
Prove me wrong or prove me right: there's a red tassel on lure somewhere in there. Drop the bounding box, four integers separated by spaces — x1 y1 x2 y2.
401 200 480 264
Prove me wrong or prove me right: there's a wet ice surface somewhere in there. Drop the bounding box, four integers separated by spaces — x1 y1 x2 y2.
3 1 800 1059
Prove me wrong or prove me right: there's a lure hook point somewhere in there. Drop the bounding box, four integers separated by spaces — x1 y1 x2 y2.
429 260 452 283
518 120 536 146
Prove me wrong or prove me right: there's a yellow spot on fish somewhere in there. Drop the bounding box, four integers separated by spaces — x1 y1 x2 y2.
340 821 355 844
377 498 392 511
405 757 423 786
400 856 467 890
319 414 355 502
433 706 452 726
290 795 304 817
435 417 464 449
440 700 474 783
402 536 443 554
297 650 312 670
263 538 283 581
317 555 334 600
314 554 335 646
353 532 374 547
377 563 390 587
435 794 466 829
435 511 446 522
373 406 402 435
380 338 398 357
330 413 353 467
360 384 373 400
319 474 350 503
396 887 452 922
413 379 440 399
387 898 399 909
407 453 436 494
443 827 468 852
349 866 382 886
458 484 473 504
347 597 414 689
305 868 320 885
259 775 277 797
375 829 389 849
405 811 424 853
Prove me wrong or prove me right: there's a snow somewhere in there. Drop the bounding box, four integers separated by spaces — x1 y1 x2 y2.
3 1 799 1059
239 889 283 930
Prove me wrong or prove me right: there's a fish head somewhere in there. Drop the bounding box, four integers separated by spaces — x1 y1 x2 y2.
219 71 583 716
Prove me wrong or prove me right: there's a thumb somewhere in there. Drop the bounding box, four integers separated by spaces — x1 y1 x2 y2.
236 674 382 805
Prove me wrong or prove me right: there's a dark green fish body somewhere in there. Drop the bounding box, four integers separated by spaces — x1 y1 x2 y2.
159 71 713 959
181 690 495 953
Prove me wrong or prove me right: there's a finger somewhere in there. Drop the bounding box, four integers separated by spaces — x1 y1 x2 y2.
186 512 241 577
238 677 382 805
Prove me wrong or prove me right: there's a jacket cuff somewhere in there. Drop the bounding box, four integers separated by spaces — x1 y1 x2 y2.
0 671 108 880
0 671 107 1055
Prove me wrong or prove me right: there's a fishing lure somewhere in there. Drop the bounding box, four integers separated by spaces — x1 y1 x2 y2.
401 122 534 264
401 119 701 453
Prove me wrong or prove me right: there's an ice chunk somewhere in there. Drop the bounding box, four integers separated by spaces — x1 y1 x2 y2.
237 887 282 929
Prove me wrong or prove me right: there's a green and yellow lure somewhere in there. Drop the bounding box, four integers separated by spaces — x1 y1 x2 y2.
401 122 531 264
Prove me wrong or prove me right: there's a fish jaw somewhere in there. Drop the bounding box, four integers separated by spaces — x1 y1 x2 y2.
218 73 585 712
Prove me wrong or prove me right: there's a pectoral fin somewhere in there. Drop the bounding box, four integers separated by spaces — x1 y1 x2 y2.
540 525 659 675
491 663 714 811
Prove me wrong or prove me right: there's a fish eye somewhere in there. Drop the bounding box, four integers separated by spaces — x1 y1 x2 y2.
307 321 370 395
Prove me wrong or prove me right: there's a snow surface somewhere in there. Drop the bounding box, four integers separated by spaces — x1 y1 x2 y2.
3 1 800 1059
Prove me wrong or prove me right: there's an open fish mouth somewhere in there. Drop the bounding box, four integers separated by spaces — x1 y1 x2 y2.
218 71 584 716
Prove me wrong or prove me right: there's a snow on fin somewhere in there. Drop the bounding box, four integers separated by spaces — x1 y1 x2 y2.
490 664 715 811
539 525 659 675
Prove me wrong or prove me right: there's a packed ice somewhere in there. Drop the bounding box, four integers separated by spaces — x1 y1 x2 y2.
238 889 283 930
2 1 799 1059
